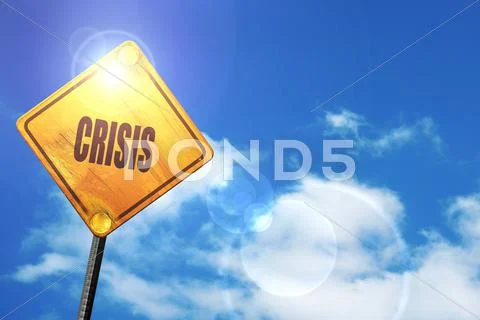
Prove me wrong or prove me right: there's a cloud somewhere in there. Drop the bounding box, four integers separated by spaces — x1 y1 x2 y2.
202 177 412 319
100 262 247 320
9 136 480 319
191 182 480 320
324 109 367 137
366 125 415 152
446 193 480 241
13 253 80 283
11 169 413 319
402 234 480 319
321 109 443 156
101 263 183 320
361 117 443 156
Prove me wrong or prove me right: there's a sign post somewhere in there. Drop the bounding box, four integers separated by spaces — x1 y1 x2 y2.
77 236 106 320
17 41 214 318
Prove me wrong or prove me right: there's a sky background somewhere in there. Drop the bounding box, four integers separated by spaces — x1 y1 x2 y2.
1 0 480 319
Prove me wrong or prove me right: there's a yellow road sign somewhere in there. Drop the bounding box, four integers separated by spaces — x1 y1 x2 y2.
17 41 213 236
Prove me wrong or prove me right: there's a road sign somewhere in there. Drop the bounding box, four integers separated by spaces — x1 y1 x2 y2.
17 41 213 236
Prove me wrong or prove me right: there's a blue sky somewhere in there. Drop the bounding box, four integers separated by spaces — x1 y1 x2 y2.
2 0 480 319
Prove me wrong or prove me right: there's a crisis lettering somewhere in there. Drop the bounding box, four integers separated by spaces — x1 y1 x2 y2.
73 116 155 172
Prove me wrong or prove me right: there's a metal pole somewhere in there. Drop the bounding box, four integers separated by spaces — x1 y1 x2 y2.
77 235 106 320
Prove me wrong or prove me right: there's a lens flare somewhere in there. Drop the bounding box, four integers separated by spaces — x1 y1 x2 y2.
240 199 337 297
206 167 274 234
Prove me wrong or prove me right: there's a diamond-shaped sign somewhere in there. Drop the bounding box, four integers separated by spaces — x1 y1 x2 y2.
17 41 213 236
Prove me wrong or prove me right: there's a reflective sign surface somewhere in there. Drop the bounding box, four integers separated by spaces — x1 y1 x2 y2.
17 41 213 236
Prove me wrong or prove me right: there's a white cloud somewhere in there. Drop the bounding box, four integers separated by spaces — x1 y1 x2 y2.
101 263 183 320
322 109 443 156
13 253 80 283
324 109 367 137
402 239 480 320
447 193 480 241
211 177 412 319
239 198 338 297
366 125 414 152
361 117 443 156
197 181 480 320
